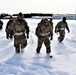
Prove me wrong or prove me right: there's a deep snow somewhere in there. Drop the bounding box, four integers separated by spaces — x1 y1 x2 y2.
0 18 76 75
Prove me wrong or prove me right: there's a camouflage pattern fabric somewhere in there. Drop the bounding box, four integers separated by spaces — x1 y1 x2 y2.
55 21 70 42
35 19 53 53
14 34 27 49
9 18 29 51
5 19 14 39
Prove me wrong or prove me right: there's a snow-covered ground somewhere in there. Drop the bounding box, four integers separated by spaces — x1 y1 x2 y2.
0 18 76 75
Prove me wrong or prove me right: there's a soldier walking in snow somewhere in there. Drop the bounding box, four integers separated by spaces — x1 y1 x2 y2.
9 12 29 53
55 17 70 43
0 19 3 30
5 16 14 39
35 18 53 54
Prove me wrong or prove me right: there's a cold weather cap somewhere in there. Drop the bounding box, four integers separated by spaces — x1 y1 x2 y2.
63 17 66 20
19 12 22 16
18 12 24 18
44 18 48 23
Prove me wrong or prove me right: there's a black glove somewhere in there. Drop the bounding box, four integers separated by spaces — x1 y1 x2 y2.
50 36 53 40
27 34 29 39
68 30 70 33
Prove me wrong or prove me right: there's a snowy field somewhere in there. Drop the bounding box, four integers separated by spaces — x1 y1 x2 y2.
0 18 76 75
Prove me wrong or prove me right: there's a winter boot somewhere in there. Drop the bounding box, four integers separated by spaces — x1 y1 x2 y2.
58 37 60 42
46 47 51 54
6 33 9 39
15 47 20 53
36 50 40 54
36 47 41 54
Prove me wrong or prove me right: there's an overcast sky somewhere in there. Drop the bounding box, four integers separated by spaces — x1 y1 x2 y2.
0 0 76 14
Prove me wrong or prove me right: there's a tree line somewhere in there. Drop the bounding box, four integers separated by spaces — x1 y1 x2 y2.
0 13 53 19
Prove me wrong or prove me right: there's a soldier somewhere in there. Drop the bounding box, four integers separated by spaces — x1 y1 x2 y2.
5 16 14 39
9 12 29 53
55 17 70 43
35 18 53 54
49 18 53 29
0 19 3 30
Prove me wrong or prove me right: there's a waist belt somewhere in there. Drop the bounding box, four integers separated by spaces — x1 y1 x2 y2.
14 32 24 36
60 28 65 30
